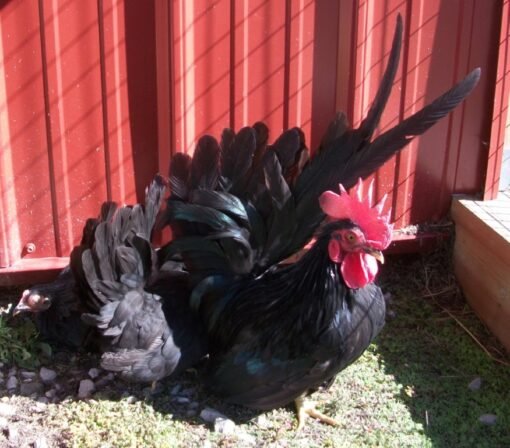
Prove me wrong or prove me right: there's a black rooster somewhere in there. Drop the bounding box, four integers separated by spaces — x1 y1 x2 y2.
160 14 480 428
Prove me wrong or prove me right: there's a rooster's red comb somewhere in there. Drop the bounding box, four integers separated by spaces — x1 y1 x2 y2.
319 178 393 250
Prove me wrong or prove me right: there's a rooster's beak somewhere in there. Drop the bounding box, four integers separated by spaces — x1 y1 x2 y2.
364 248 385 264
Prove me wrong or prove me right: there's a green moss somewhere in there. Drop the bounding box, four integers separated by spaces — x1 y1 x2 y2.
51 399 189 447
0 316 51 368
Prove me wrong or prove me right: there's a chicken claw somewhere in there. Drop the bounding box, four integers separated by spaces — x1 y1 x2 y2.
294 395 339 431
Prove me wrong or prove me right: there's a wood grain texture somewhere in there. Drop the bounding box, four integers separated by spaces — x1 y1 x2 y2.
452 198 510 352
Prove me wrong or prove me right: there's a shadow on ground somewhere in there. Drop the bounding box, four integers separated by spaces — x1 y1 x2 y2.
376 252 510 447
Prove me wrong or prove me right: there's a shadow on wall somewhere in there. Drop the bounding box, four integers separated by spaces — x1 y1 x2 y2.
408 1 501 222
124 1 159 203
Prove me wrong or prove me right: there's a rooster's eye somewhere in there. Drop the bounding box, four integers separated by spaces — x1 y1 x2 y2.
345 232 357 243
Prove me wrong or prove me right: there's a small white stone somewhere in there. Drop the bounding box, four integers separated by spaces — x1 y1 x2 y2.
88 368 101 379
479 414 497 425
213 417 236 434
468 377 482 391
200 407 228 423
255 414 269 428
39 367 57 384
33 437 49 448
7 426 19 443
20 370 37 380
78 379 96 399
30 402 48 413
6 376 17 390
0 403 15 417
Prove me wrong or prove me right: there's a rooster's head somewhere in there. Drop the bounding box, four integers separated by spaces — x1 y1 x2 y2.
13 289 52 316
319 178 393 289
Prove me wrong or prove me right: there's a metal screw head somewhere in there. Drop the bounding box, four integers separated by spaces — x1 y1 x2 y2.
25 243 36 254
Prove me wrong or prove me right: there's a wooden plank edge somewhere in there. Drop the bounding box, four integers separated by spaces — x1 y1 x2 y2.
0 257 68 286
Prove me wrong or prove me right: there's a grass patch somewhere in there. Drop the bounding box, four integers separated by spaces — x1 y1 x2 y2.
0 314 51 369
48 399 190 447
372 248 510 448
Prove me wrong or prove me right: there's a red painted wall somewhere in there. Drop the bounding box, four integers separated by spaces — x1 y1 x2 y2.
0 0 507 277
0 0 158 269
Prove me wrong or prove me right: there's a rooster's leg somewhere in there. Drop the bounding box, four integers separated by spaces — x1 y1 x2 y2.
294 395 339 431
151 381 158 392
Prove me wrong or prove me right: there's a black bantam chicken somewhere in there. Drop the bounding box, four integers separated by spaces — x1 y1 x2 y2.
14 266 85 349
13 202 118 349
73 175 207 384
14 176 207 384
159 14 480 429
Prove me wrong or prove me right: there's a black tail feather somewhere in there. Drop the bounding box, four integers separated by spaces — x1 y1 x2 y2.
358 13 403 138
317 112 349 154
227 127 257 195
169 153 191 200
340 67 482 187
220 127 237 179
189 189 250 228
190 135 221 190
252 121 269 169
144 174 167 237
259 152 297 267
270 128 301 175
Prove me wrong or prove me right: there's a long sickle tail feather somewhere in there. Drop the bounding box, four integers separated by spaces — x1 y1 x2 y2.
340 67 481 188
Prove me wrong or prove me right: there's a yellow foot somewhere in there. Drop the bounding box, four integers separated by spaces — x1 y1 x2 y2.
294 396 339 432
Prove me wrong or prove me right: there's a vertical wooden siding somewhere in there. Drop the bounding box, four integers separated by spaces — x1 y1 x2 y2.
0 0 507 271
